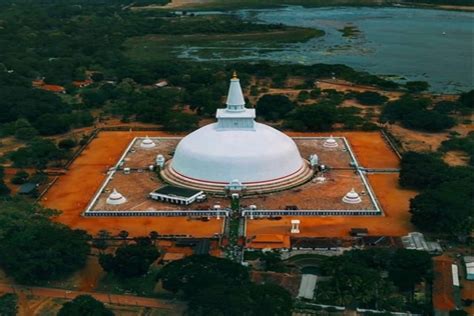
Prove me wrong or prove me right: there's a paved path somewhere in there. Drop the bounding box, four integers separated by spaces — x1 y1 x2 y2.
0 282 177 310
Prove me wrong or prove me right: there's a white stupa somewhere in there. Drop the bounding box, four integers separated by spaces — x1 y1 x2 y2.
164 73 312 193
342 188 362 204
140 136 156 148
323 135 338 148
106 188 127 205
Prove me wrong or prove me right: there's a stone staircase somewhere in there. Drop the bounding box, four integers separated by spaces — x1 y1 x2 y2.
160 161 314 195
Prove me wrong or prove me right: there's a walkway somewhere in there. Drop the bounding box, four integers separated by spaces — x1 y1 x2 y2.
0 282 179 310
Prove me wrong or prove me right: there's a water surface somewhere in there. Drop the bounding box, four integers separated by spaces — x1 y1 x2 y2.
188 6 474 92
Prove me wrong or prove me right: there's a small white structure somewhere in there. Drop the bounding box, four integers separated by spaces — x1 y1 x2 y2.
140 136 156 149
154 80 168 88
309 154 319 167
298 274 317 300
323 136 339 148
314 176 326 183
464 257 474 280
106 189 127 205
226 179 244 191
291 219 301 234
342 188 362 204
452 264 460 287
156 154 166 168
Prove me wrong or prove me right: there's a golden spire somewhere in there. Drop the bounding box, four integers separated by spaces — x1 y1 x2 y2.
232 71 238 79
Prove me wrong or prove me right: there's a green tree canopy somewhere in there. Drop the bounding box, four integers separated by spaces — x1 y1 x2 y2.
256 94 295 121
0 293 17 316
58 295 114 316
159 255 249 295
355 91 388 106
410 180 473 237
405 81 430 93
0 199 90 284
159 255 292 316
286 103 338 131
99 238 159 278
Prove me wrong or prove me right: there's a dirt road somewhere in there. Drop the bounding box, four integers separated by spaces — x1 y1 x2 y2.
0 282 178 310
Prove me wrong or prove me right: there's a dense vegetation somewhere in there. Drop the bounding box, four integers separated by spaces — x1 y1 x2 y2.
382 95 456 132
315 249 433 313
0 199 90 284
0 294 17 316
58 295 114 316
99 237 159 278
159 255 293 316
399 152 473 238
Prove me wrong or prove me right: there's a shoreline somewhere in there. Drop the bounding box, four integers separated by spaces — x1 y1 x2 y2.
134 1 474 12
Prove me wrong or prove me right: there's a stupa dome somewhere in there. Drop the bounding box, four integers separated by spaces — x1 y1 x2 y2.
106 189 127 205
323 136 338 148
342 188 362 204
165 73 312 192
140 136 156 148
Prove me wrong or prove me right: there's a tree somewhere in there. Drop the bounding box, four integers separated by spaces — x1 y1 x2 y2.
458 89 473 109
0 181 10 196
256 94 295 121
297 90 310 102
10 170 29 185
434 100 460 114
159 255 249 295
402 109 455 132
0 200 90 284
381 95 429 122
58 295 114 316
159 255 292 316
99 240 159 278
92 229 111 253
260 252 286 272
249 283 293 316
13 118 38 141
118 230 129 244
9 138 65 168
387 249 432 294
355 91 388 106
410 180 473 238
399 152 447 190
58 138 77 150
286 103 337 131
405 81 430 93
149 231 159 245
34 113 70 135
310 88 321 99
0 293 17 316
162 112 198 132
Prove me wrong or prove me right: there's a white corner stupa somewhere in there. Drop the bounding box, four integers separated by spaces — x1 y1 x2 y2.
140 136 156 148
342 188 362 204
163 72 313 193
323 135 338 148
106 188 127 205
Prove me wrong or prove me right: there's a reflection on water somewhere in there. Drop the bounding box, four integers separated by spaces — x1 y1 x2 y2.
183 6 474 92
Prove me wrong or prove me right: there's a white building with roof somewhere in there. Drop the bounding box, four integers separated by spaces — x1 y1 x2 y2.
163 73 313 193
464 256 474 280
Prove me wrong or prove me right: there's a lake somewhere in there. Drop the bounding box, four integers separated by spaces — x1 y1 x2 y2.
189 6 474 92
